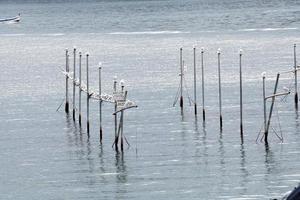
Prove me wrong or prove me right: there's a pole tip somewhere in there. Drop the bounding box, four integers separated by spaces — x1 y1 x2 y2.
120 79 125 87
65 48 68 52
201 47 204 52
98 62 102 69
239 49 243 55
193 44 196 49
217 48 221 54
261 71 266 78
73 46 77 50
113 75 117 82
86 52 89 56
79 51 82 55
294 44 296 47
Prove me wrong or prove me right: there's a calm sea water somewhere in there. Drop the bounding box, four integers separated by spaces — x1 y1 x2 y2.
1 0 300 199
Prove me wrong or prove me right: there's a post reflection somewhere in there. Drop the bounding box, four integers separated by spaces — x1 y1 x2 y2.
114 151 128 199
239 144 249 194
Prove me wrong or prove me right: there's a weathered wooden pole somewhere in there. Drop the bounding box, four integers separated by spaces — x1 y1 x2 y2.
78 52 82 126
294 44 298 110
217 48 223 130
201 47 205 121
120 80 125 151
239 49 244 143
262 72 267 135
180 48 183 110
86 52 90 137
65 49 69 113
113 76 118 151
265 73 280 144
72 47 76 121
193 46 197 115
99 62 103 143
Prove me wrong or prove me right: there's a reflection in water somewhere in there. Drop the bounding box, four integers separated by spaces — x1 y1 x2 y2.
295 110 300 130
194 117 208 167
115 151 128 199
194 115 199 134
240 144 249 194
64 114 98 187
264 144 275 170
264 143 277 195
86 140 96 186
218 135 226 191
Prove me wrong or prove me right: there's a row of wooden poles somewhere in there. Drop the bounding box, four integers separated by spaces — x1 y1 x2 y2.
177 44 299 144
63 47 130 151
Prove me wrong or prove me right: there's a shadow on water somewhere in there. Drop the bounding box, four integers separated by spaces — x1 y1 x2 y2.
114 151 128 199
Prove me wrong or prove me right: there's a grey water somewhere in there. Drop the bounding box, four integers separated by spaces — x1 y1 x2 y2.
1 0 300 199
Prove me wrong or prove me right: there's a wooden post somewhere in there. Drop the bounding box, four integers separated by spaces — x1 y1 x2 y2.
217 49 223 130
120 80 125 151
265 73 280 144
86 52 90 137
72 47 76 121
65 49 69 113
99 63 103 143
113 76 118 151
262 72 267 135
193 46 197 115
78 52 82 126
180 48 183 110
114 81 126 152
239 49 244 143
294 44 298 110
201 47 205 121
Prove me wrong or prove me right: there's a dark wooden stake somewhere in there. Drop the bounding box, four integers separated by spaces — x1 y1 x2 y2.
65 49 69 113
264 73 280 144
217 49 223 130
193 46 197 115
239 49 244 143
99 63 103 143
72 47 76 121
294 44 298 110
180 48 183 110
78 52 82 126
86 52 90 137
201 47 206 121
